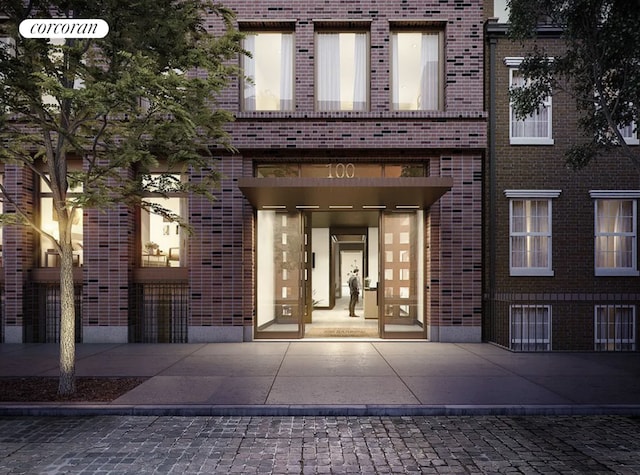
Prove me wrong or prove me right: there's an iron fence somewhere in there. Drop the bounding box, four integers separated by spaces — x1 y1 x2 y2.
23 282 83 343
129 282 189 343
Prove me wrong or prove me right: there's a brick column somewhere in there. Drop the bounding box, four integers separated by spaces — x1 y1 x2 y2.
2 165 35 342
82 167 134 343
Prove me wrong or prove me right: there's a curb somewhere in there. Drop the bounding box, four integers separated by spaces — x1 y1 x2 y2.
2 404 640 417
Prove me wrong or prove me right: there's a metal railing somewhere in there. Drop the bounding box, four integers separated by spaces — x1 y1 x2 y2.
129 282 189 343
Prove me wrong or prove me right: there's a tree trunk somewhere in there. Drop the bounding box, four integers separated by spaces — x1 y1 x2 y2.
58 224 76 396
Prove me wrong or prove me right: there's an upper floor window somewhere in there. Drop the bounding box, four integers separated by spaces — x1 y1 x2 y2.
506 190 560 276
242 31 294 111
391 31 443 111
507 58 554 145
140 174 187 268
593 197 638 276
618 122 639 145
315 31 369 111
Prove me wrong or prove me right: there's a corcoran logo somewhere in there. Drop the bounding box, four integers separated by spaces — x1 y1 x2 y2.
19 19 109 39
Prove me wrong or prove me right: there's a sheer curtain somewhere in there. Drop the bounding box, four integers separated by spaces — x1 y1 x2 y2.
597 200 633 268
280 34 293 110
317 34 341 110
243 35 256 111
352 33 367 111
419 33 440 110
511 70 550 138
512 200 549 268
391 34 400 109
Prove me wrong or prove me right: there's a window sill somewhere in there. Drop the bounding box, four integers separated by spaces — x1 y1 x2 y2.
510 269 555 277
595 269 640 277
510 138 555 146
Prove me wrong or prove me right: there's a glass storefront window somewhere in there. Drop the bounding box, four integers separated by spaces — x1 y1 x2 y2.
39 177 83 267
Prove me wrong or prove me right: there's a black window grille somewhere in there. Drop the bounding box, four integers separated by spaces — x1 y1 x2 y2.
129 283 188 343
23 283 83 343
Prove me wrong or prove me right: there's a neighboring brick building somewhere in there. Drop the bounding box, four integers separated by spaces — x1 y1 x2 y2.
0 1 486 343
484 1 639 351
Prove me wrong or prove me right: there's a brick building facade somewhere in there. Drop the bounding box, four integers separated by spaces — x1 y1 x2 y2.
484 1 640 351
0 0 486 344
4 1 634 350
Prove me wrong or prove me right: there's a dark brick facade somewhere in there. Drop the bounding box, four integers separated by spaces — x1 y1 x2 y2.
484 22 640 351
2 0 486 343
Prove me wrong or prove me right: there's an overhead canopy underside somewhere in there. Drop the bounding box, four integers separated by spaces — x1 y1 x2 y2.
238 177 453 211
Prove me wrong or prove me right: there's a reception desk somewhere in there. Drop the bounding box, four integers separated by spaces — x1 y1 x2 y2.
363 288 378 319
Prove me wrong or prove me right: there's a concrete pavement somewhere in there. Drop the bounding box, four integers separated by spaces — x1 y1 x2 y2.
1 341 640 415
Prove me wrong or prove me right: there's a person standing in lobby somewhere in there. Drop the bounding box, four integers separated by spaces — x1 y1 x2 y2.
348 268 360 317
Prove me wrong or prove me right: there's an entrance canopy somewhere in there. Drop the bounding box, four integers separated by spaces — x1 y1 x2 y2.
238 177 453 211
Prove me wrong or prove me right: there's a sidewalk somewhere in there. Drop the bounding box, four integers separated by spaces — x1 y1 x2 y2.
1 341 640 416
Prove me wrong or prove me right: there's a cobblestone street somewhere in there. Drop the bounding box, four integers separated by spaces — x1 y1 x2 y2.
1 415 639 474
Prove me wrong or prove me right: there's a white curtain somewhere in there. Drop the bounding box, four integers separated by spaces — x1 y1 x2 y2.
511 70 550 138
243 35 256 111
512 200 549 268
391 34 400 109
596 200 633 268
317 34 341 111
280 34 293 110
419 33 440 110
353 33 367 111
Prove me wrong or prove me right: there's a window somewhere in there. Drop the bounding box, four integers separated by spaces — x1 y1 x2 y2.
507 58 553 145
242 32 294 111
391 31 442 111
619 122 639 145
594 199 638 276
316 32 368 111
508 194 556 276
140 174 187 268
39 176 83 268
510 305 551 351
595 305 636 351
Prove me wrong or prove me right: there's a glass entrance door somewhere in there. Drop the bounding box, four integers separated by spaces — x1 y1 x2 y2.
255 210 306 338
379 211 425 338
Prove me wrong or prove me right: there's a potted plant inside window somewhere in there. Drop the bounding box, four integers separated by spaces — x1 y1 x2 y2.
144 241 159 255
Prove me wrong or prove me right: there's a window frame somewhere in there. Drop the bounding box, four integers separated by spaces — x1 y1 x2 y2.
509 304 551 351
506 190 560 277
390 28 445 112
506 57 554 145
240 29 295 112
594 305 636 351
138 172 188 269
619 121 639 146
38 171 84 268
592 196 639 276
314 29 370 112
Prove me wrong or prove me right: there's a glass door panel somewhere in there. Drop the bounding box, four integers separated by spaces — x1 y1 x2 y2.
379 211 425 338
255 210 305 338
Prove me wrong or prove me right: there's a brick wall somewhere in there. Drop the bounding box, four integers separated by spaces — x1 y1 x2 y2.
2 165 35 340
207 0 487 339
486 32 640 350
